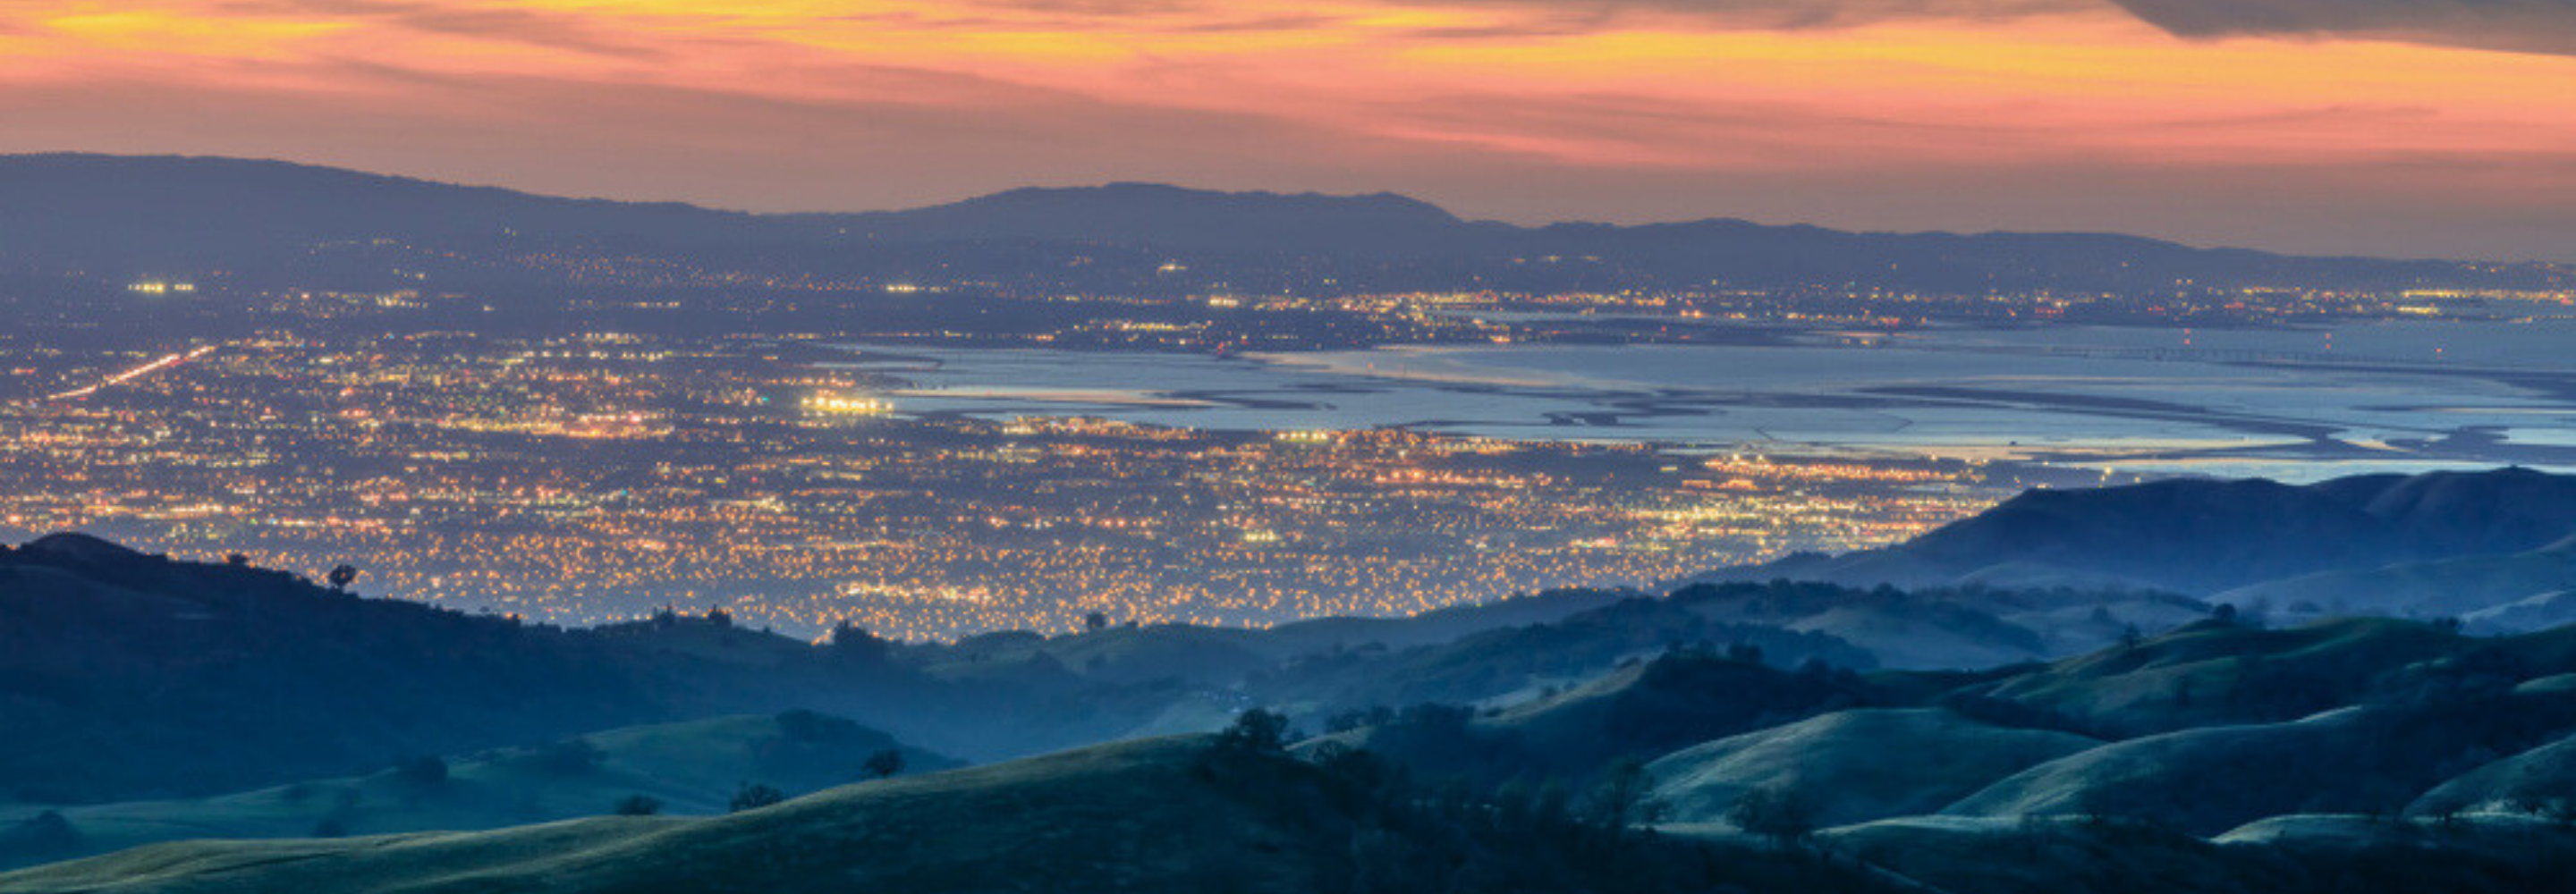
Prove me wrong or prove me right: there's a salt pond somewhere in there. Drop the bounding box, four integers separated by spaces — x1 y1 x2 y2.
829 319 2576 482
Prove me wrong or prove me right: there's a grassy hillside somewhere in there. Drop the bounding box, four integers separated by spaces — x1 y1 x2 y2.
1942 687 2576 834
2212 537 2576 628
0 713 952 870
1250 590 1875 721
1648 708 2097 827
2406 731 2576 819
10 609 2576 891
1815 814 2576 894
1963 617 2466 736
0 737 1907 894
1326 651 1887 791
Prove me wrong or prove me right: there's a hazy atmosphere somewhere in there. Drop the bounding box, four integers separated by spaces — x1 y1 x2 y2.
4 0 2576 257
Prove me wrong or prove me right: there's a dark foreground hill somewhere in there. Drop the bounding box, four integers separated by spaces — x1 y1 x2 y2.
0 526 2161 806
0 534 665 802
0 712 956 871
0 737 1904 894
13 530 2576 888
8 729 2572 894
0 534 1191 803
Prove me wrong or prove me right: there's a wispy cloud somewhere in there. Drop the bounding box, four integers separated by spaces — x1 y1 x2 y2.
208 0 670 58
0 0 2572 257
2109 0 2576 55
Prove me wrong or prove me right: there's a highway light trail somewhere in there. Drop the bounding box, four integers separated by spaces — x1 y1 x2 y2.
43 345 219 402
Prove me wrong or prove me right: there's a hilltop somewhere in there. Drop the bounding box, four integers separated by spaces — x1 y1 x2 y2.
1716 468 2576 603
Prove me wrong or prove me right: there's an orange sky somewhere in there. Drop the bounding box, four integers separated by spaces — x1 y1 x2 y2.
4 0 2574 257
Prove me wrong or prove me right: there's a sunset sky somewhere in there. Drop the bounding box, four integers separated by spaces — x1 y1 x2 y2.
4 0 2574 258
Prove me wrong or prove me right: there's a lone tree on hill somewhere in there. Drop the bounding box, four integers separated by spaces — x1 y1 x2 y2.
863 748 906 780
730 781 786 813
1218 708 1292 752
612 795 663 816
828 620 892 665
1729 785 1817 850
326 563 359 593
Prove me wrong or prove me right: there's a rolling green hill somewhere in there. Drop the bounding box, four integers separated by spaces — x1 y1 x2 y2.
0 713 952 871
2212 536 2576 629
1648 708 2098 827
0 737 1902 894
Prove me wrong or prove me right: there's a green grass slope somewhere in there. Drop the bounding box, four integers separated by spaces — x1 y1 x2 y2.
1819 814 2576 894
0 738 1316 894
0 713 951 871
1648 708 2097 827
2406 731 2576 819
2211 537 2576 628
1941 687 2576 835
0 737 1911 894
1967 618 2466 737
1335 653 1887 790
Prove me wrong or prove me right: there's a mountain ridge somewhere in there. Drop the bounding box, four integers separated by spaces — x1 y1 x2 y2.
1711 468 2576 599
2 153 2547 291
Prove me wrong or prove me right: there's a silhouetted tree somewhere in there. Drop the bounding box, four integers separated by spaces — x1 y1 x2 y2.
2543 797 2576 830
1085 611 1109 632
225 553 249 567
1219 708 1292 752
613 795 663 816
863 748 906 780
828 620 891 665
730 781 786 813
326 564 359 593
1591 759 1655 831
1729 786 1815 850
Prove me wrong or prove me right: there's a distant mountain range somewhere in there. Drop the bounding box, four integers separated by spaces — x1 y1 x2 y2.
3 153 2562 294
